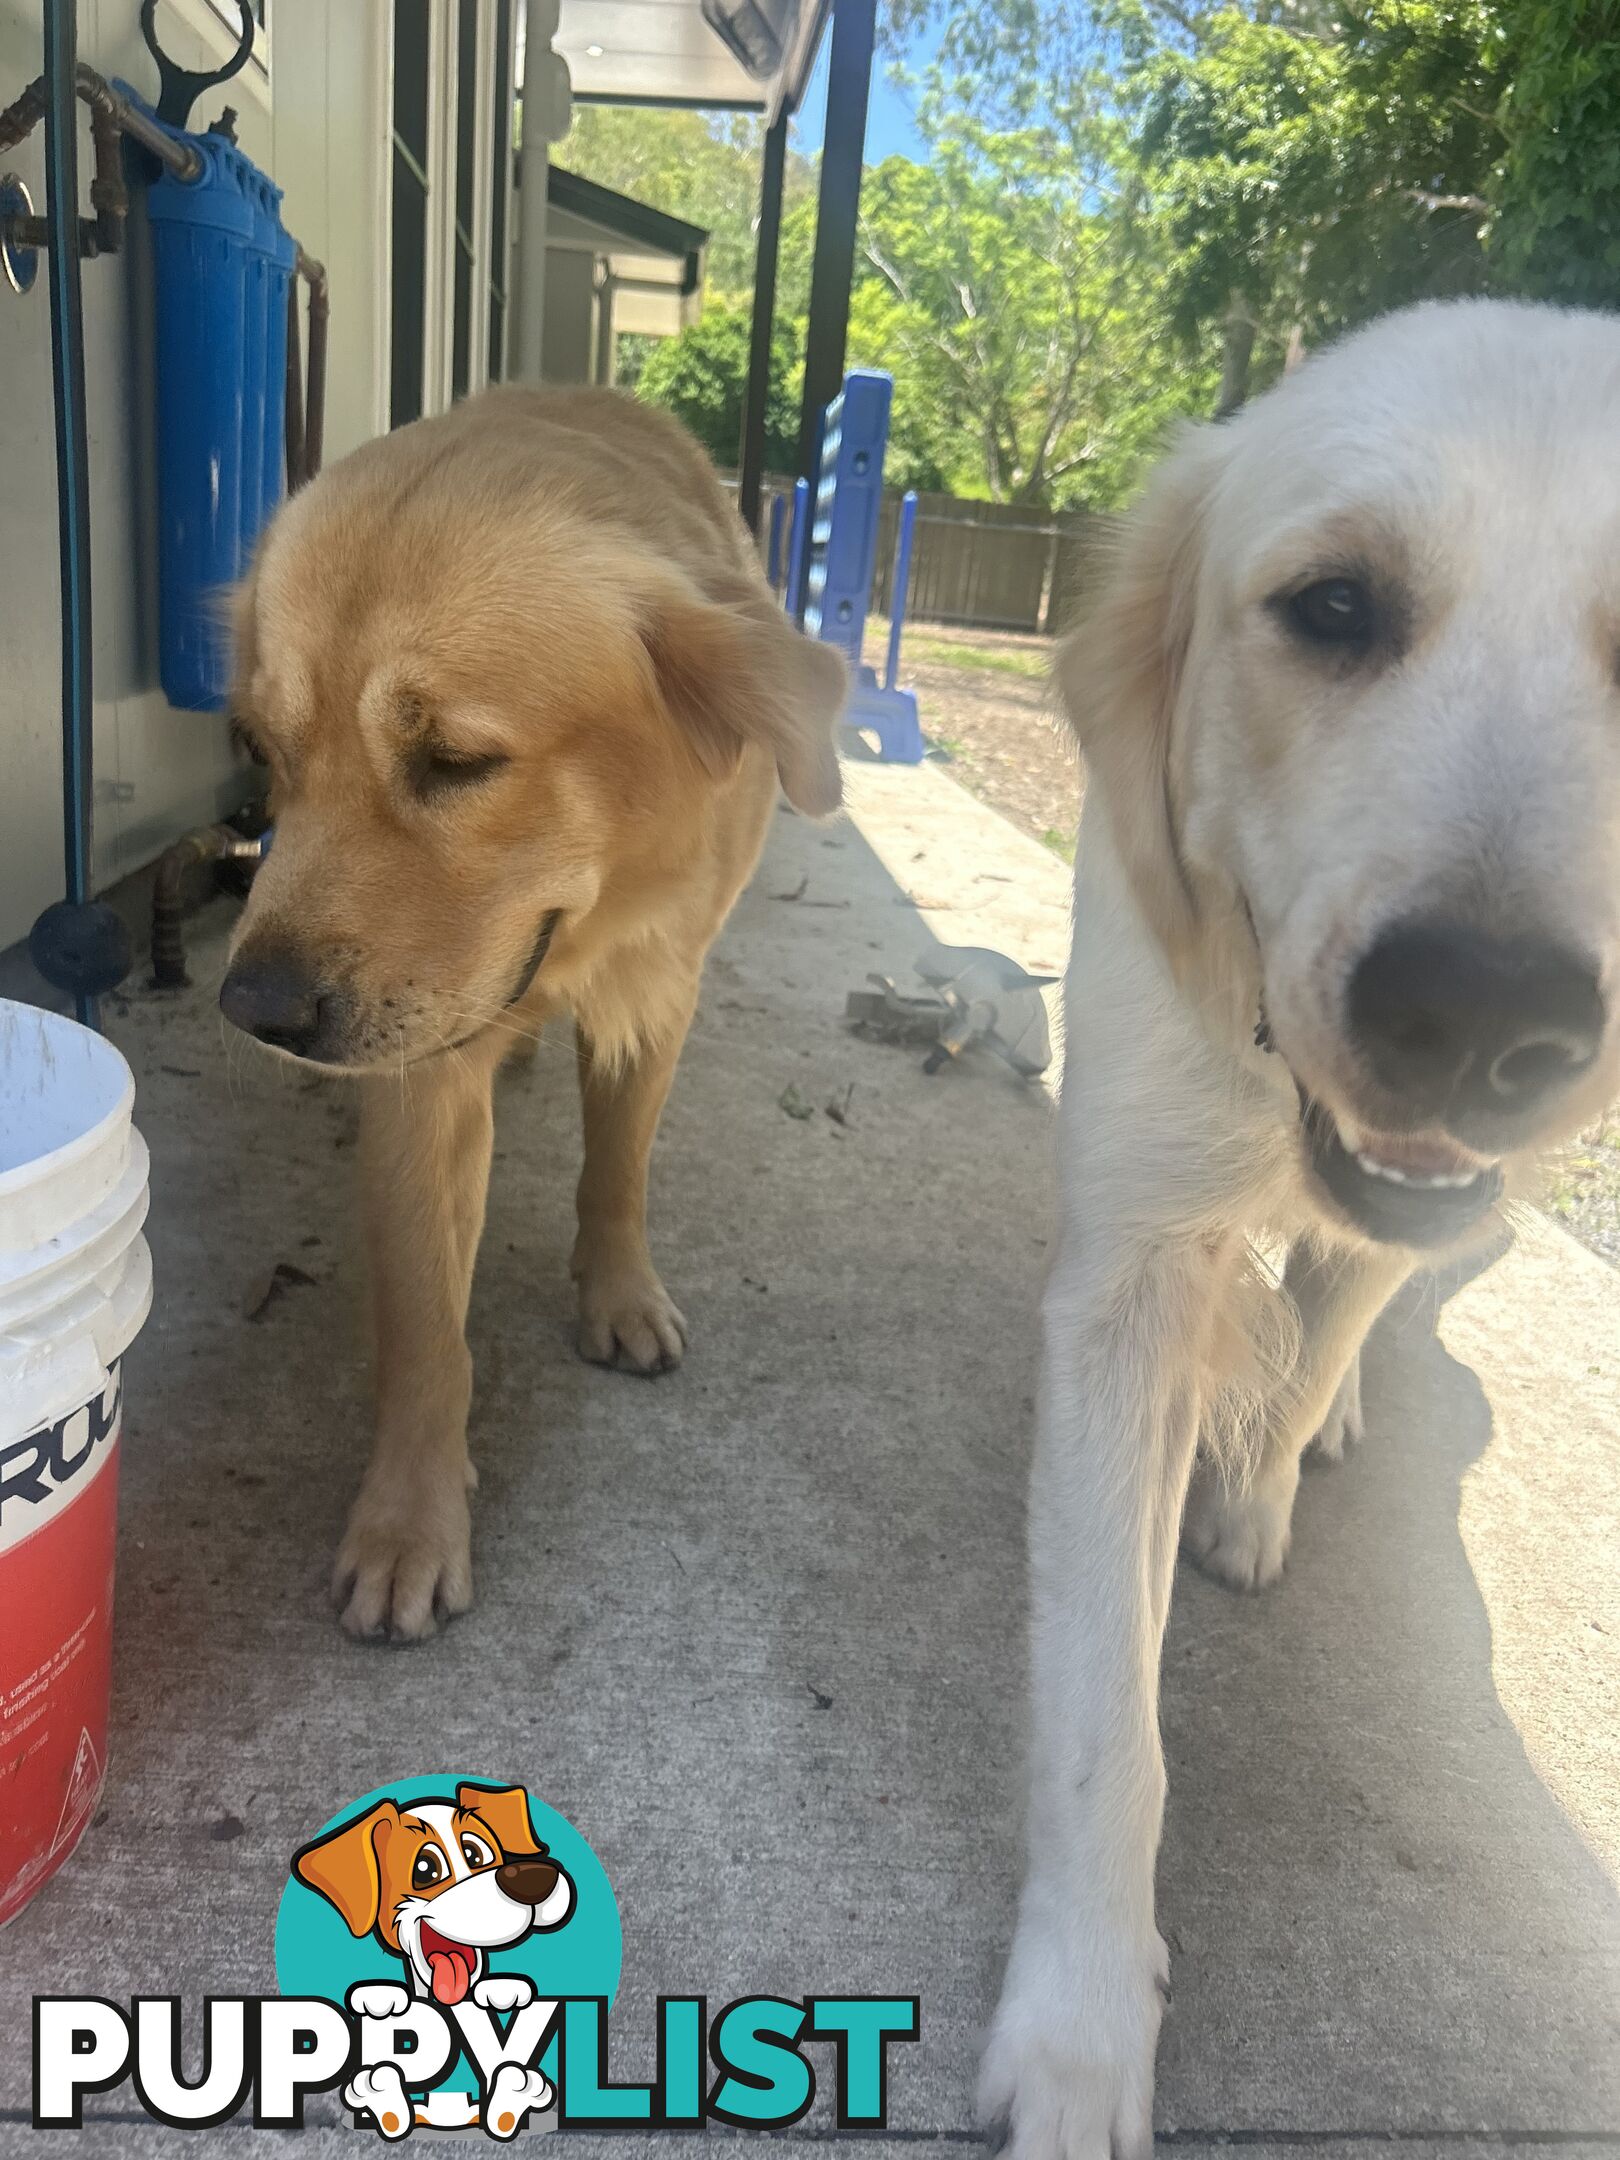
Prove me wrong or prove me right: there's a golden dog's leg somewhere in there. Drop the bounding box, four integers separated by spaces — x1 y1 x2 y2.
572 991 697 1375
1182 1239 1408 1592
334 1029 506 1640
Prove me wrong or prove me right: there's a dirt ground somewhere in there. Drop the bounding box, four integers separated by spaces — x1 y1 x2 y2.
863 614 1620 1268
863 615 1081 857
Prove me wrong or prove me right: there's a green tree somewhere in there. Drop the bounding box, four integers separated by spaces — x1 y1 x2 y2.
849 92 1211 505
558 107 813 295
1493 3 1620 309
1131 1 1620 396
635 301 803 471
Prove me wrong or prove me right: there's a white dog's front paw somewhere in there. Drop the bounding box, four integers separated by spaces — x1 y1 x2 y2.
485 2063 553 2139
345 2063 414 2139
347 1980 411 2021
1181 1457 1297 1591
473 1973 536 2013
1311 1354 1364 1464
980 1925 1166 2160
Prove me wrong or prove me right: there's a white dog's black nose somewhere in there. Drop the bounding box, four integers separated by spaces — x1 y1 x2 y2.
1349 921 1604 1123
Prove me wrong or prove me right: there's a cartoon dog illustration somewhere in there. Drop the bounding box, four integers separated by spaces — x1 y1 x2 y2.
293 1782 574 2137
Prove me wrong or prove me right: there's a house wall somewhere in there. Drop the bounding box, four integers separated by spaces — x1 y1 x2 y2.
540 242 596 382
0 0 390 952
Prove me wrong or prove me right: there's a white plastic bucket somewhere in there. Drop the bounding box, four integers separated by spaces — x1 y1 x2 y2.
0 998 151 1925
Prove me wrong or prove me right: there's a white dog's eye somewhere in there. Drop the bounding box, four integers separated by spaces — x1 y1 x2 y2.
461 1833 495 1869
412 1846 447 1889
1281 576 1376 650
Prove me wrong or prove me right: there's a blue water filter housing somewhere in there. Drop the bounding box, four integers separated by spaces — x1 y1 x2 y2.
242 164 294 561
124 88 296 711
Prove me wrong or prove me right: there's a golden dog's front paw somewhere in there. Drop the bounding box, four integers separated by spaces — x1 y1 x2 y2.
575 1263 688 1375
333 1478 473 1642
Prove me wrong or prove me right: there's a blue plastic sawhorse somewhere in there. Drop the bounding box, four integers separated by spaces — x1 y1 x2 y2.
800 370 924 764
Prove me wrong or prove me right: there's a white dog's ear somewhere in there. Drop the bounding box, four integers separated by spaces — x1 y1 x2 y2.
1059 422 1228 967
642 571 848 817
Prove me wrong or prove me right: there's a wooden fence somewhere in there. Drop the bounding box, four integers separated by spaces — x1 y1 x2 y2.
737 475 1103 639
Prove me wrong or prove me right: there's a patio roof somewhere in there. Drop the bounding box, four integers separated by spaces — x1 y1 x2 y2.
554 0 830 116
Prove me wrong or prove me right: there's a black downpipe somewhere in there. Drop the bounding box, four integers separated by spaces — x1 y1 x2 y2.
27 0 132 1027
46 0 94 994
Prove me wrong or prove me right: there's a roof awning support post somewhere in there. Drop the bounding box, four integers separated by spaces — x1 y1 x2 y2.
795 0 875 486
737 106 788 536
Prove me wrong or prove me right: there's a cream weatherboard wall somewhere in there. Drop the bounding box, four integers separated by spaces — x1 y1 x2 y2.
0 0 515 953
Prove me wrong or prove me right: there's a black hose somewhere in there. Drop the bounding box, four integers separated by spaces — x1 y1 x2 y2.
43 0 95 1022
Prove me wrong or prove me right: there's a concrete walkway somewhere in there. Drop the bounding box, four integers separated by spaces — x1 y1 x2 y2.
1 760 1615 2156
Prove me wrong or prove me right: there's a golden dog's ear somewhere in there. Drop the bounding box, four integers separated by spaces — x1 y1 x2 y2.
291 1800 399 1937
1059 422 1228 968
643 574 847 817
457 1782 542 1859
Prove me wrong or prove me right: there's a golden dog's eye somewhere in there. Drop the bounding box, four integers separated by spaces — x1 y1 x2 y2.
412 1846 447 1889
412 743 511 799
461 1833 495 1869
231 717 269 767
1282 577 1375 649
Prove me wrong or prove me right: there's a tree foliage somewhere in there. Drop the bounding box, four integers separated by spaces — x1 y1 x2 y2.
633 302 804 474
557 0 1620 502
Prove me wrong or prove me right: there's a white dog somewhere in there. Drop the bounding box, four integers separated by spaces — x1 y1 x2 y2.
980 300 1620 2158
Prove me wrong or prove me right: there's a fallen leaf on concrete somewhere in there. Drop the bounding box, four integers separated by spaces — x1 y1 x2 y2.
778 1084 816 1121
825 1084 855 1127
244 1261 320 1323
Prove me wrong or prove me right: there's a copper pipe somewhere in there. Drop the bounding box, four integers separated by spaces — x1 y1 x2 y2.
284 277 306 489
298 246 328 481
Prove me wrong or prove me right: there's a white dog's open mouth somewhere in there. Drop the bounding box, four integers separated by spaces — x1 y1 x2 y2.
1297 1091 1503 1247
418 1919 483 2006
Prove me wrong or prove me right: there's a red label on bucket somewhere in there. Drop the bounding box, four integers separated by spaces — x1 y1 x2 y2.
0 1364 121 1928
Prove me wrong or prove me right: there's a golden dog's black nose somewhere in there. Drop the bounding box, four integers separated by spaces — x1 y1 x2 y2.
496 1859 560 1906
1350 920 1604 1124
220 949 337 1059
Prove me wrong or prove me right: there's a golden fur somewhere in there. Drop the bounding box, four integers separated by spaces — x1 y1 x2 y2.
225 387 846 1639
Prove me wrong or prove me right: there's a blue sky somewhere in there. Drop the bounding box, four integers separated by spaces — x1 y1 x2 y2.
791 25 938 165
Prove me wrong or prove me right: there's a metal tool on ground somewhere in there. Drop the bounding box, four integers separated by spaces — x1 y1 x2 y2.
846 941 1057 1078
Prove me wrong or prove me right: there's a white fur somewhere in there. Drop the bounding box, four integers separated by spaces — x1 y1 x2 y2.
982 301 1620 2159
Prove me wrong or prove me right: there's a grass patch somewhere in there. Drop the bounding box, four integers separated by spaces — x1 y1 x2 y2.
906 634 1050 681
1041 827 1077 863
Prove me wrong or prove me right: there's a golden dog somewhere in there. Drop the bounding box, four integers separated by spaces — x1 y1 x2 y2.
222 388 846 1640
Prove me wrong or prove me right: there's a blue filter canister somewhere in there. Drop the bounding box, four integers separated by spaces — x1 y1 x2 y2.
142 114 254 710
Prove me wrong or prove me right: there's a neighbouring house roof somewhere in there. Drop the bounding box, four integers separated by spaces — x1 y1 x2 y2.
543 165 709 336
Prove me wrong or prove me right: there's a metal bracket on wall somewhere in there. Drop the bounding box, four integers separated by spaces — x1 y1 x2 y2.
1 172 38 292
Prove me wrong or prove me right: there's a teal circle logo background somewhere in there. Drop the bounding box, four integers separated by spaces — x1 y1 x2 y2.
274 1773 621 2081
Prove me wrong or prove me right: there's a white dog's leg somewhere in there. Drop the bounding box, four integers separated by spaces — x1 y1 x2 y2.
1312 1348 1363 1463
981 1240 1219 2160
1182 1241 1406 1591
